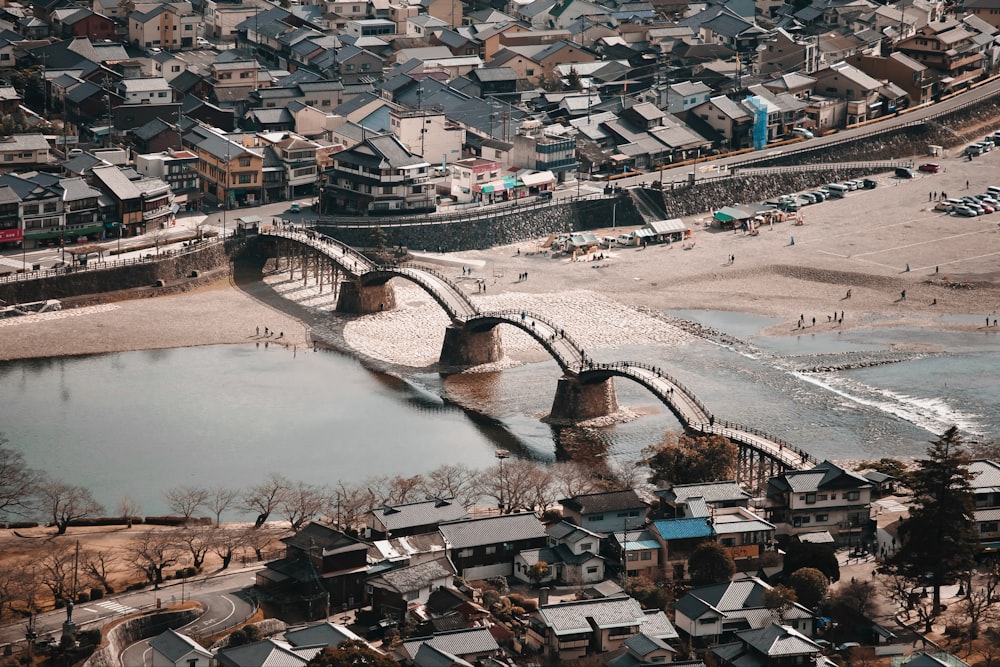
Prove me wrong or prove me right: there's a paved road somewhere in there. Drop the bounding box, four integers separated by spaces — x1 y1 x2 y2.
0 567 260 651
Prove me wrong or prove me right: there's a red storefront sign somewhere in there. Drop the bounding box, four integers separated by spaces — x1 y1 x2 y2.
0 228 22 243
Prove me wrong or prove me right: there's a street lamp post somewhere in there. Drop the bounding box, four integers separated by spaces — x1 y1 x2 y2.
495 449 510 514
612 202 618 229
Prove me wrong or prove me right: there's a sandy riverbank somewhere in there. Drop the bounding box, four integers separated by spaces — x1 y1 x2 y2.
1 152 999 365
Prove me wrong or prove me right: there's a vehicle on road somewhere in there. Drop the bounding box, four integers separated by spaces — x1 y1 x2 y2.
792 127 814 139
918 163 940 173
537 191 553 201
289 202 301 213
811 190 828 201
826 183 849 197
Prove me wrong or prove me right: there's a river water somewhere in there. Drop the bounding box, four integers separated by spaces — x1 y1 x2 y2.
1 310 998 519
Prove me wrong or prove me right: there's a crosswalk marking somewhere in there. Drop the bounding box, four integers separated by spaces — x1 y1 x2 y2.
96 600 136 615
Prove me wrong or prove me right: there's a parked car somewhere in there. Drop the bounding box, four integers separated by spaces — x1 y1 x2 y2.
979 195 999 206
988 186 1000 197
965 145 984 157
811 190 828 201
797 193 816 204
918 163 940 173
538 191 553 201
862 178 878 189
954 205 978 217
843 180 860 191
792 127 814 139
895 167 915 179
980 202 995 213
965 202 985 215
289 202 301 213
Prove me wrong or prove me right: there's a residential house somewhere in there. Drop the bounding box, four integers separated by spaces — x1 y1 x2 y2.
604 634 677 667
148 629 212 667
664 81 713 115
117 77 172 105
389 106 464 164
334 45 384 85
712 624 826 667
421 587 490 633
400 628 500 665
0 134 51 170
50 7 115 39
129 4 199 51
510 121 578 182
90 164 174 236
848 52 932 105
610 529 661 580
514 520 606 585
764 460 874 546
367 557 456 621
152 52 191 83
0 174 61 249
761 72 817 100
711 507 777 570
492 40 597 85
969 459 1000 550
965 0 1000 30
215 639 322 667
467 67 519 99
130 118 182 154
367 531 448 569
758 28 819 75
323 133 435 215
203 0 265 41
256 131 321 200
527 596 679 661
560 489 648 535
134 149 200 208
657 481 751 518
650 517 713 580
674 578 814 647
438 512 547 579
192 130 265 208
691 95 753 148
894 21 986 93
811 61 886 125
368 498 468 540
256 522 370 619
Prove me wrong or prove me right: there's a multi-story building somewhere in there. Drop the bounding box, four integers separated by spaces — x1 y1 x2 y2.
90 164 174 236
510 121 578 183
764 460 874 547
0 173 108 248
193 131 265 208
0 185 21 248
323 134 435 215
449 157 502 203
969 459 1000 550
257 132 323 201
117 78 172 105
129 4 200 50
0 134 51 171
134 148 201 208
388 107 464 166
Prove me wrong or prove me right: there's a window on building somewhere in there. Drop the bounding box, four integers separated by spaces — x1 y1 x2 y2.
816 514 828 522
627 552 638 561
485 546 496 554
238 174 253 184
382 185 393 194
641 551 651 560
805 493 816 504
845 491 860 501
586 566 598 574
458 549 472 558
526 69 534 76
411 186 421 194
185 24 192 30
982 522 998 533
587 515 604 522
406 590 420 601
579 542 592 552
239 158 251 167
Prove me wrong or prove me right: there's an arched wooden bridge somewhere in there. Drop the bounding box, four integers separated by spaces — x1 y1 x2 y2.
261 227 816 478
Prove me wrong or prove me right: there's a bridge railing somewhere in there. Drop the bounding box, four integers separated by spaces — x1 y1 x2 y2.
265 228 376 274
395 263 478 315
476 309 586 354
696 421 816 468
595 360 713 418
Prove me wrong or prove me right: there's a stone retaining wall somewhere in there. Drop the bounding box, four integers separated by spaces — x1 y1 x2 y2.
0 243 232 305
83 609 199 667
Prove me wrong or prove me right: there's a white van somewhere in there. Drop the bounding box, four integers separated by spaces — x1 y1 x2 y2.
826 183 849 198
617 233 638 246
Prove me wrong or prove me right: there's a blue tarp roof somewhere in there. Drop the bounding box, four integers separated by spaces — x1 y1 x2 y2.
652 518 712 541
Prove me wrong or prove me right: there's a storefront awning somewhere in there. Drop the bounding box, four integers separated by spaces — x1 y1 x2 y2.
520 170 555 187
480 178 523 193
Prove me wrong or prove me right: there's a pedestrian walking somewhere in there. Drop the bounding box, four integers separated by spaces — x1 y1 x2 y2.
847 289 852 298
967 180 970 189
905 263 910 272
901 290 906 300
256 326 260 336
928 192 932 202
931 298 937 305
935 266 939 273
840 311 844 321
265 327 269 336
812 316 815 327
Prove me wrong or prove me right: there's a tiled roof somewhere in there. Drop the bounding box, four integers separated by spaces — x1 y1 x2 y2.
215 638 321 666
367 557 455 594
402 627 499 659
560 489 645 515
284 622 363 648
971 460 1000 491
149 629 209 662
371 498 468 532
438 513 546 549
737 623 822 656
660 481 751 506
624 632 671 656
547 520 602 544
539 596 671 636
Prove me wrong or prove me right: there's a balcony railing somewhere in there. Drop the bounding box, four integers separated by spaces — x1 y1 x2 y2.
142 205 172 221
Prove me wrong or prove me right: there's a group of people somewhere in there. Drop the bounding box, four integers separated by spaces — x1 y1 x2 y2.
797 312 844 328
256 326 283 338
928 191 950 201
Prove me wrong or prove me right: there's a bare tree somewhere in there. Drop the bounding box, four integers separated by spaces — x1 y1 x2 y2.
550 461 602 499
210 528 247 570
242 473 290 528
118 496 141 528
480 459 552 514
367 474 424 506
177 525 215 571
331 481 372 534
81 549 120 594
0 436 41 518
421 464 480 508
280 481 329 531
164 486 209 524
239 524 284 562
206 487 238 526
36 542 79 603
0 558 44 618
37 479 105 535
950 586 998 647
128 530 181 585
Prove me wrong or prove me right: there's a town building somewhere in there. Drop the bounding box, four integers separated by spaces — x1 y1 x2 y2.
438 512 547 579
323 133 435 215
368 497 468 539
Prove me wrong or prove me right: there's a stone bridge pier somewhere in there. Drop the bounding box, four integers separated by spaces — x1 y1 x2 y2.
336 280 396 314
549 375 619 424
439 323 504 366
